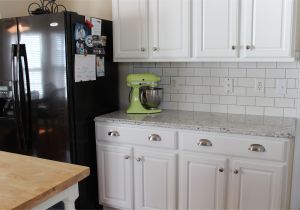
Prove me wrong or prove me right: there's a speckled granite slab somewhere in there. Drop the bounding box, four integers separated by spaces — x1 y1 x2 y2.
94 110 296 138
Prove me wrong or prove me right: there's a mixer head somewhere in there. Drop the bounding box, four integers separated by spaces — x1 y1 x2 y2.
127 73 160 88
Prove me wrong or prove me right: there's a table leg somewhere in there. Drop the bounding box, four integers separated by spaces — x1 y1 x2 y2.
32 184 79 210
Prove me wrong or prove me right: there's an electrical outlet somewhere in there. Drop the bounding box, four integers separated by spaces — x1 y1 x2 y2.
255 79 265 93
276 79 287 96
224 78 234 94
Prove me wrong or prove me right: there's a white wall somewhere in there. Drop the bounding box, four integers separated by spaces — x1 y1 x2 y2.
0 0 112 20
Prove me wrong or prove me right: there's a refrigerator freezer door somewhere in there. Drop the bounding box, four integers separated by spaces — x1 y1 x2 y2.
0 18 18 81
0 18 25 154
18 13 71 162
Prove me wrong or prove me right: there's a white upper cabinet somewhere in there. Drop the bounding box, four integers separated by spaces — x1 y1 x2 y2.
192 0 239 58
112 0 148 58
149 0 190 58
240 0 294 59
112 0 296 61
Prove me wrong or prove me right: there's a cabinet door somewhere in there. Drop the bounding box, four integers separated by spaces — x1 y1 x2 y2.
228 159 285 210
240 0 294 58
96 144 133 209
149 0 190 58
179 154 227 210
192 0 239 58
112 0 148 58
134 149 177 210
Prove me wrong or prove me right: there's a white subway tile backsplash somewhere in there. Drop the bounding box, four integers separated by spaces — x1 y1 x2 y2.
171 62 187 68
194 68 210 76
186 94 202 103
246 106 264 115
148 68 163 76
266 69 285 78
156 62 171 68
287 79 296 88
163 68 178 76
286 69 299 78
246 88 265 97
277 62 297 69
203 77 220 86
220 96 237 105
122 61 300 118
256 97 274 107
186 77 203 86
284 108 297 118
186 62 203 68
238 78 255 87
232 87 246 96
161 102 178 110
265 107 284 117
229 68 247 77
178 102 194 111
171 94 186 102
194 103 210 112
203 95 220 104
237 97 256 106
275 98 295 108
203 62 220 68
194 86 211 95
286 89 298 98
228 105 246 114
257 62 277 68
177 86 194 94
211 68 229 77
239 62 257 68
211 86 226 95
211 104 228 113
265 79 275 88
247 68 265 78
220 62 239 68
178 68 195 76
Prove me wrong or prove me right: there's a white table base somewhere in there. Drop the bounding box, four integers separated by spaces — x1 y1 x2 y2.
32 184 79 210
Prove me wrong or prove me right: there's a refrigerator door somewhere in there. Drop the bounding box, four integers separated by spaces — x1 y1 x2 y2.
0 18 24 153
18 13 71 162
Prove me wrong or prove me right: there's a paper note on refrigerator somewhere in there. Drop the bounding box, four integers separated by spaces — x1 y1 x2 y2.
91 18 102 36
74 54 96 82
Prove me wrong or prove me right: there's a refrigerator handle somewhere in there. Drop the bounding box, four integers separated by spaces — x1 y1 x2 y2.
11 44 27 152
19 44 33 153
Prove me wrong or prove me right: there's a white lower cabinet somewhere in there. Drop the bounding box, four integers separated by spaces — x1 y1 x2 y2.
134 149 177 210
179 154 227 210
96 144 133 210
227 159 285 210
95 123 293 210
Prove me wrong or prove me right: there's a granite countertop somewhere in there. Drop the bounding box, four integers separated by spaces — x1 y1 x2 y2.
94 110 296 138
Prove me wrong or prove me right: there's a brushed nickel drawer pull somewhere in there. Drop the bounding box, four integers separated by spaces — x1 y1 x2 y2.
148 134 162 142
234 169 239 174
219 168 224 173
197 139 213 147
108 131 120 137
124 155 130 160
248 144 266 152
136 157 143 162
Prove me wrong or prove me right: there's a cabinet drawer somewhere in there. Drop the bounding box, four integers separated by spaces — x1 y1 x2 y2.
96 123 177 149
179 132 288 161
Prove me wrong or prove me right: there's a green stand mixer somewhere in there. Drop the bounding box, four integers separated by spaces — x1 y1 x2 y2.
127 73 163 114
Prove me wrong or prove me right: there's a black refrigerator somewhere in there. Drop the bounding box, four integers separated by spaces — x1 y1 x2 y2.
0 12 118 209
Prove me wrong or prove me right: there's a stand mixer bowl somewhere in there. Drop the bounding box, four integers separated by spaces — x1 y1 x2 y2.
140 87 163 109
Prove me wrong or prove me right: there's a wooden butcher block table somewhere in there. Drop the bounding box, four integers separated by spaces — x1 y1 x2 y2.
0 151 90 210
